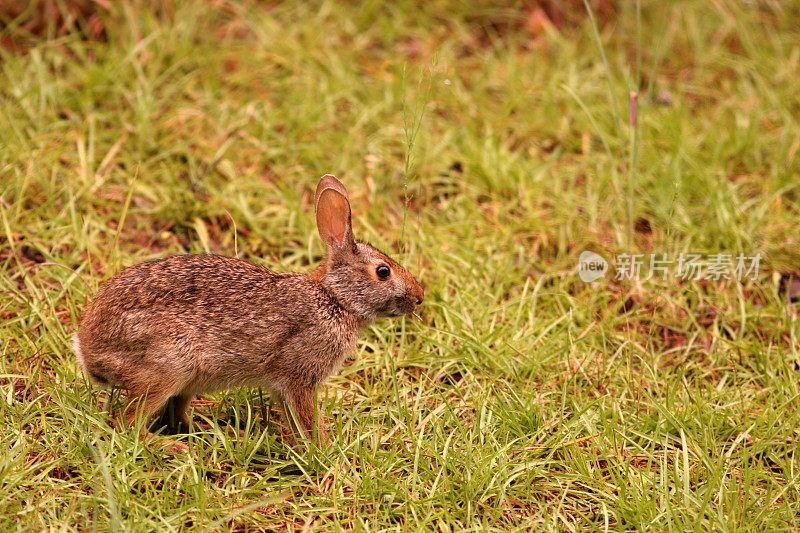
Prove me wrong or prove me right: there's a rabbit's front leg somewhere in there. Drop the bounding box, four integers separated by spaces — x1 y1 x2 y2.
281 385 327 444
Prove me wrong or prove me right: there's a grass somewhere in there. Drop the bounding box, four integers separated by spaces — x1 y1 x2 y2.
1 0 800 530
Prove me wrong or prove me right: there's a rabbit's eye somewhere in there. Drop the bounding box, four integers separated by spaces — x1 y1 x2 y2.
376 265 391 279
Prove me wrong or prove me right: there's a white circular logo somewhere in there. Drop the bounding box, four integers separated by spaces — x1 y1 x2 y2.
578 251 608 282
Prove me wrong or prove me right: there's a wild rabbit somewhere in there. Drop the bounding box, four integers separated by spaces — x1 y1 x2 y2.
73 174 424 443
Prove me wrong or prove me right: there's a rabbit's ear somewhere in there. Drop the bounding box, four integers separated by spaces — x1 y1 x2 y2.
315 175 355 256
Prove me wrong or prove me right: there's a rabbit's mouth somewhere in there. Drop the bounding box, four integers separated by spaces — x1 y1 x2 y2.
387 297 419 317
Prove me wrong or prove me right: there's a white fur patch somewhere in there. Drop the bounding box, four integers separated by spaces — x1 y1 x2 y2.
72 334 87 376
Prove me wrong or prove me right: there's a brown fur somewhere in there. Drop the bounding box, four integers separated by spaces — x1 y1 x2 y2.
73 175 424 443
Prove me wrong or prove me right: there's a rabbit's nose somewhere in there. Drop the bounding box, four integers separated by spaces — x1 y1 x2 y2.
410 280 424 306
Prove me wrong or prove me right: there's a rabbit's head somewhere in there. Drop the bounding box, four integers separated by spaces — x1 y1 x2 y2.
314 175 424 322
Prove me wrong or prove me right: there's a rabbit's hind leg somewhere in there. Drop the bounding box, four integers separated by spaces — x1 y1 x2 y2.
118 341 196 431
137 391 198 455
120 382 194 454
153 394 195 434
122 385 176 430
120 370 192 431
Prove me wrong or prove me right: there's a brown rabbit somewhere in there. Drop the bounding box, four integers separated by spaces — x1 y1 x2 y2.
73 175 424 443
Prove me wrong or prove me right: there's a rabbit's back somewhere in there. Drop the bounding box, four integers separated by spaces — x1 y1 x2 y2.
76 254 362 395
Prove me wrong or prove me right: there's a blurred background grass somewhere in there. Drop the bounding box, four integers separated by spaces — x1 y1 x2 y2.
1 0 799 530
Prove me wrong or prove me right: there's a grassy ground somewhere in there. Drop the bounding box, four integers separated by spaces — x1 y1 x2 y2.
2 0 800 530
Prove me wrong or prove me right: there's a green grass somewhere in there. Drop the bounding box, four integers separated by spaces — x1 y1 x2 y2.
2 0 800 530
